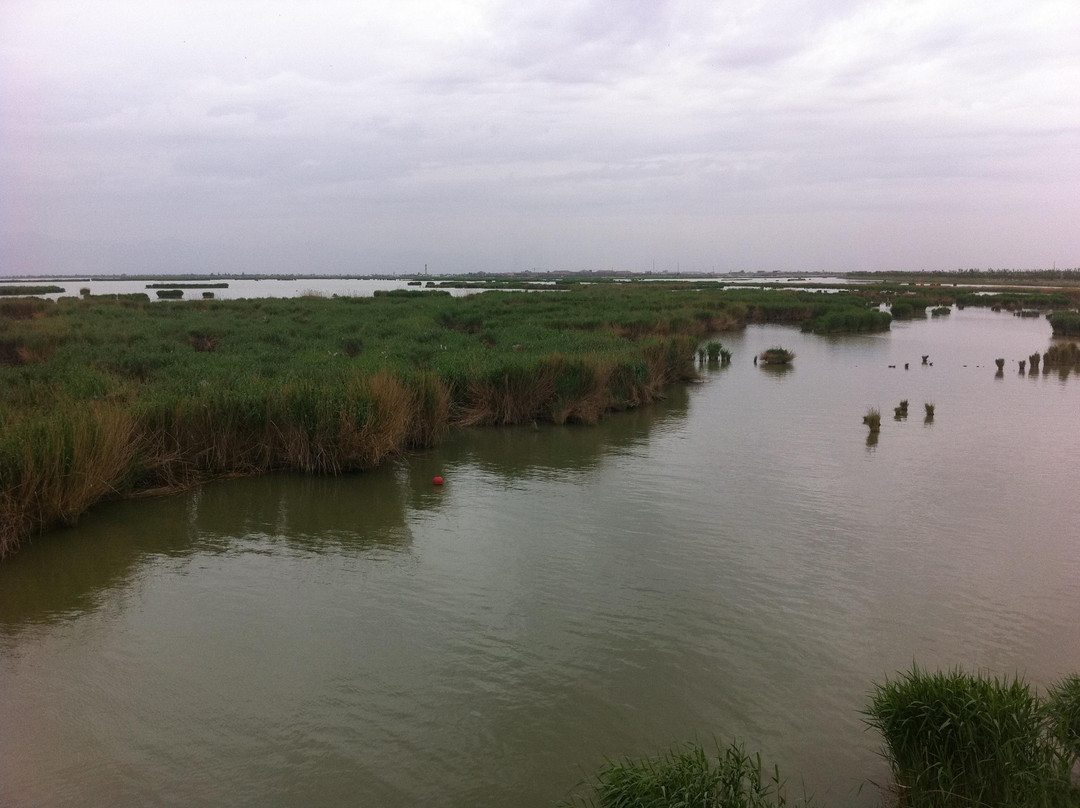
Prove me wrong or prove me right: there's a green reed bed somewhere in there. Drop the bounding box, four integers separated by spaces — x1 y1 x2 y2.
0 285 66 296
0 287 704 553
955 291 1077 312
865 666 1080 808
800 306 891 334
863 408 881 432
0 285 910 555
1049 312 1080 337
145 282 229 289
759 347 795 364
889 298 932 319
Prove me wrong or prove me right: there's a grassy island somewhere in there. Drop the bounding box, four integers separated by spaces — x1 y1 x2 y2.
146 282 230 289
0 284 900 556
0 285 65 296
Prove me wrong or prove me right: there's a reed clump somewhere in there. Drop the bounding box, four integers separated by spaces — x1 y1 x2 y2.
863 408 881 432
924 402 935 419
0 405 140 556
0 287 735 555
1049 311 1080 337
865 665 1080 808
0 283 928 557
759 347 795 365
560 740 810 808
995 358 1005 370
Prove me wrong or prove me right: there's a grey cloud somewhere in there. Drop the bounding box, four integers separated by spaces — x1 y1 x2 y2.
1 0 1078 277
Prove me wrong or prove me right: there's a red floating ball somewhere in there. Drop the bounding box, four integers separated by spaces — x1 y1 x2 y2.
433 476 444 486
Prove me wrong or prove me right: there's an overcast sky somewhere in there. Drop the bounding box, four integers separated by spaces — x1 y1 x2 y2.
2 0 1078 277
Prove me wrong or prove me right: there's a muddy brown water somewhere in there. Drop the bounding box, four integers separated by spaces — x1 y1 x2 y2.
3 308 1079 807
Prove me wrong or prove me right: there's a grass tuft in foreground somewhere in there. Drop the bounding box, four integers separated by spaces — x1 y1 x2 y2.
865 665 1080 808
561 741 812 808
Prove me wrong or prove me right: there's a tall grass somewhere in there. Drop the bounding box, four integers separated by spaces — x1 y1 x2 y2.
561 741 812 808
1047 675 1080 762
865 665 1080 807
0 287 734 555
863 408 881 432
0 283 941 556
0 405 139 556
1049 311 1080 337
759 347 795 364
0 285 65 295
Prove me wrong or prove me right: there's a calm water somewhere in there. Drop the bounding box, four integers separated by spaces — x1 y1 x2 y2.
1 274 860 300
2 308 1079 807
0 277 516 300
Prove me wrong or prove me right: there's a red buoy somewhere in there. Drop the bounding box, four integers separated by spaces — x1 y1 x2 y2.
433 476 444 486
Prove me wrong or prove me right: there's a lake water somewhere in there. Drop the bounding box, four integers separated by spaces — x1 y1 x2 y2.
0 274 865 301
2 308 1079 807
0 277 492 301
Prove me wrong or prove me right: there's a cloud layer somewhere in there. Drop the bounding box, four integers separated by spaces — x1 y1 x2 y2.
2 0 1078 275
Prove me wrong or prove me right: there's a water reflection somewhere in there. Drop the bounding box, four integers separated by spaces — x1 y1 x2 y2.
0 388 689 634
0 494 196 633
406 385 690 493
758 363 794 377
189 470 412 554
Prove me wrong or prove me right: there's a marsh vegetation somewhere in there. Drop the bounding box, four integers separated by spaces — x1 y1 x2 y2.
568 664 1080 808
0 285 892 557
759 347 795 365
0 285 65 296
865 666 1080 808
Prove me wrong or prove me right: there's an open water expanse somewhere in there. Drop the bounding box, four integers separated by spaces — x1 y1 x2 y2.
1 274 856 301
2 307 1079 807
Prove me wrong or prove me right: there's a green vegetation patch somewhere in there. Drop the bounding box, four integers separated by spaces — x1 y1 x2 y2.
865 665 1080 808
0 285 65 295
146 282 229 289
1049 311 1080 337
759 347 795 364
0 284 905 556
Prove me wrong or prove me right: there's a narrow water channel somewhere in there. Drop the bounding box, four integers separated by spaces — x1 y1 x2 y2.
2 308 1079 807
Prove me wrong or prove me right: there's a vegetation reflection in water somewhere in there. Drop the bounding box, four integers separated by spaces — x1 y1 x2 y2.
0 387 689 636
